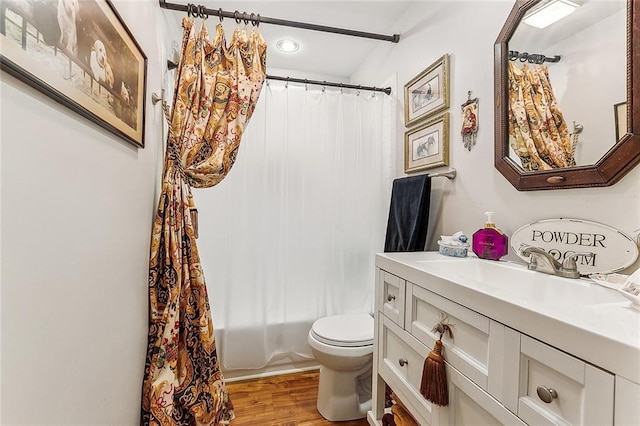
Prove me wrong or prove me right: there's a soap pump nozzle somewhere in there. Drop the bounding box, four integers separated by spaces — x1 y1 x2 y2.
484 211 496 229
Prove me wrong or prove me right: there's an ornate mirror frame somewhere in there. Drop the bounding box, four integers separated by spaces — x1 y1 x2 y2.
494 0 639 191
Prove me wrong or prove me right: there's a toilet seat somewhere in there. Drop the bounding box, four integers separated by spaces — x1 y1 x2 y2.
311 313 374 347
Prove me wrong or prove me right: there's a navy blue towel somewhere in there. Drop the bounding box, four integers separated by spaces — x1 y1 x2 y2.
384 175 431 252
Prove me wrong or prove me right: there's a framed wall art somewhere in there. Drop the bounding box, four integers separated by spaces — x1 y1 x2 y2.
614 101 627 142
405 113 449 173
404 54 449 127
0 0 147 147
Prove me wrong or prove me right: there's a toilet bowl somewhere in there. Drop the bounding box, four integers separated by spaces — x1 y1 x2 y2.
307 313 374 421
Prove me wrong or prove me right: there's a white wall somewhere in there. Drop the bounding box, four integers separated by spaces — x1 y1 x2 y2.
0 1 173 423
539 9 626 165
352 1 640 270
1 1 639 423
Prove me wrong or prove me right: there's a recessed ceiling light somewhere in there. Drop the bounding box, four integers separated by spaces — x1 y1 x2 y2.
523 0 579 29
276 39 300 53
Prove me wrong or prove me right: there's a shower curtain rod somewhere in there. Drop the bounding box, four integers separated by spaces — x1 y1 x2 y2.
508 50 561 64
165 60 391 94
158 0 400 43
266 75 391 95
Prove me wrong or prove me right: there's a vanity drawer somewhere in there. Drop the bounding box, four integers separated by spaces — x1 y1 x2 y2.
378 269 405 327
378 315 432 425
405 283 507 394
444 364 526 426
516 335 614 425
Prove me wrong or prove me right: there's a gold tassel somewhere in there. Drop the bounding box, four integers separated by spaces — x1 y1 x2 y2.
420 339 448 406
190 208 199 239
187 193 198 239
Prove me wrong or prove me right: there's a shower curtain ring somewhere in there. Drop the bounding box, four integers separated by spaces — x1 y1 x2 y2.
234 10 241 23
250 13 257 26
187 3 195 17
242 12 249 25
198 5 208 19
256 14 260 27
218 8 223 22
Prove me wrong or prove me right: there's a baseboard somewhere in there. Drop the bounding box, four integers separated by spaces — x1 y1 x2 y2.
224 360 320 382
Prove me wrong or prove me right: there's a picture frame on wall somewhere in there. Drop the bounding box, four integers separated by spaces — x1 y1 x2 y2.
405 113 449 173
614 101 627 142
0 0 147 148
404 54 449 127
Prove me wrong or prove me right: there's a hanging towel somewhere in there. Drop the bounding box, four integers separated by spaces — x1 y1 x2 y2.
384 175 431 252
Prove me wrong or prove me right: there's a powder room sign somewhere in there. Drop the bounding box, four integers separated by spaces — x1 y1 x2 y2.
511 218 639 275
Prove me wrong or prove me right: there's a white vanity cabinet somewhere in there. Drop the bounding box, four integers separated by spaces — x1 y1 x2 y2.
368 253 639 426
370 270 524 426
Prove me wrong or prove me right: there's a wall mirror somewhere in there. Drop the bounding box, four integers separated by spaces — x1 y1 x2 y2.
494 0 639 191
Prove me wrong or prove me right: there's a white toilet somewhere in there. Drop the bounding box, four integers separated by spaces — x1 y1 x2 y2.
307 313 374 421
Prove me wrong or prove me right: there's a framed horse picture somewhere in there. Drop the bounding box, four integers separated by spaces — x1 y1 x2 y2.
404 54 449 127
405 113 449 173
0 0 147 147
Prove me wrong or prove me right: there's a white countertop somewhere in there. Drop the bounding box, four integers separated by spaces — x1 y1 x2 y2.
376 251 640 384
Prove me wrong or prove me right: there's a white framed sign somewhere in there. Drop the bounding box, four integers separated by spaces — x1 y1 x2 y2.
511 218 638 274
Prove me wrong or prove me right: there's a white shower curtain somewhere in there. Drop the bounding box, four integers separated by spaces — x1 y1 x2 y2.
194 82 393 371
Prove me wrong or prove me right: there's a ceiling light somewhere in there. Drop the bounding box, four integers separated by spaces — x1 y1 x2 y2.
523 0 579 29
276 39 300 53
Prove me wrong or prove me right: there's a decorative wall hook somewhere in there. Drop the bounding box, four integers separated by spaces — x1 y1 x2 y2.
151 90 164 105
151 89 171 119
461 90 479 151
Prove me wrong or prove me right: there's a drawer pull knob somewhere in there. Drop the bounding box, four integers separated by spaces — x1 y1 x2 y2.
536 386 558 403
398 358 408 367
387 294 396 302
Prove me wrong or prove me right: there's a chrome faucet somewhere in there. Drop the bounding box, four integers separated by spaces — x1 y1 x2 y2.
519 245 593 279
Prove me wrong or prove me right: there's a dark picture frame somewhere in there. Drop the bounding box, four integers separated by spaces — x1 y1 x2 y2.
0 0 147 148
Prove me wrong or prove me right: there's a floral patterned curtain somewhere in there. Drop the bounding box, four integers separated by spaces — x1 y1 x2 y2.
507 62 574 171
141 17 266 425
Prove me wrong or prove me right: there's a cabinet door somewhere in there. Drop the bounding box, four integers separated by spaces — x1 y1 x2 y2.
441 365 526 426
378 269 405 327
614 376 640 425
517 335 614 425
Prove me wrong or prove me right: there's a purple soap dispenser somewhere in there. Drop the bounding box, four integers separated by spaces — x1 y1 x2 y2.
472 212 508 261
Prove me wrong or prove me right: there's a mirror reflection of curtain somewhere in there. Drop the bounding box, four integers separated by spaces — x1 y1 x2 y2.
508 62 574 171
141 18 266 424
195 83 392 372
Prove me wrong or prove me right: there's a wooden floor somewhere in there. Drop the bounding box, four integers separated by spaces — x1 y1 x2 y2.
226 370 370 426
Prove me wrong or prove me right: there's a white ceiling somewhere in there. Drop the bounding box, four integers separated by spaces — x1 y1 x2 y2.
509 0 626 53
164 1 627 79
167 1 414 79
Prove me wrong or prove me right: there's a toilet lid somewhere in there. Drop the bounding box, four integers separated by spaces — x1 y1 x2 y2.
311 313 374 347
